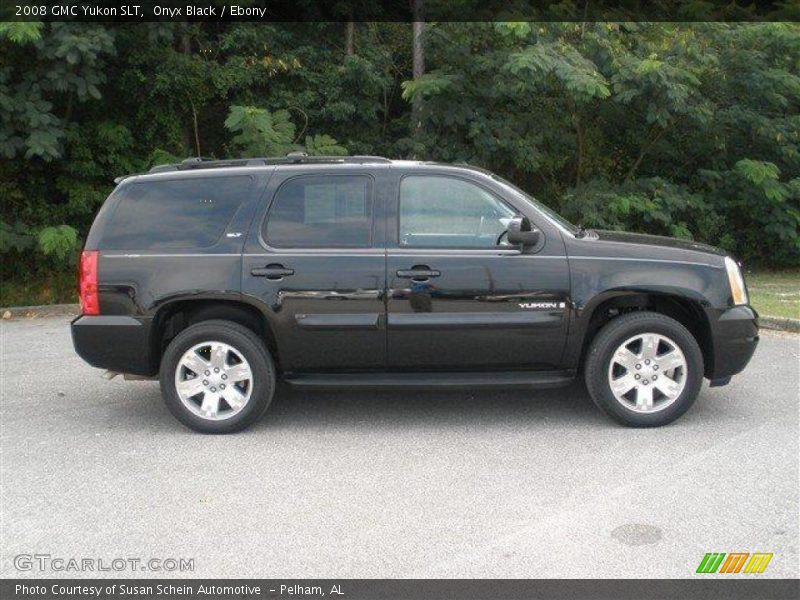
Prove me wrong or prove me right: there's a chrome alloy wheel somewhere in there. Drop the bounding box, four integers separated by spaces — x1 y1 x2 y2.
174 341 253 421
607 333 688 413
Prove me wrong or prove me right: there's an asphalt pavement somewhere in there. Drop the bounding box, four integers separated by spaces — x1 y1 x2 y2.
1 316 798 579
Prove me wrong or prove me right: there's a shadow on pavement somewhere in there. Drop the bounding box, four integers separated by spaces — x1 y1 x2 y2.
250 380 611 433
113 379 615 434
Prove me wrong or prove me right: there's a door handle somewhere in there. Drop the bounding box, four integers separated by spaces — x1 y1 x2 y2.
251 264 295 280
396 267 441 280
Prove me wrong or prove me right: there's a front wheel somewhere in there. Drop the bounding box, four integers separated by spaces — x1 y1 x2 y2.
159 319 276 433
584 312 704 427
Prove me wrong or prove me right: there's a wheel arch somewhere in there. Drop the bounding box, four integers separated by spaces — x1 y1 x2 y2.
573 289 714 378
152 298 281 372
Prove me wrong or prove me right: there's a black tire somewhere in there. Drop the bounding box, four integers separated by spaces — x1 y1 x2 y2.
159 319 276 433
584 312 704 427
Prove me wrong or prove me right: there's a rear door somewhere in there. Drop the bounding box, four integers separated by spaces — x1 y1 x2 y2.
241 168 388 372
385 171 570 370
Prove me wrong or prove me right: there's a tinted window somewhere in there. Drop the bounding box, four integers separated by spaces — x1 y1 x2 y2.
399 176 516 248
264 175 373 248
101 176 252 250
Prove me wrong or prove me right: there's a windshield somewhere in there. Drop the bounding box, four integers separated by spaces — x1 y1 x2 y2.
491 175 580 235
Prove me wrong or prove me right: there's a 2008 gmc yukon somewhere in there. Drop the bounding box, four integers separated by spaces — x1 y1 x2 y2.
71 154 759 433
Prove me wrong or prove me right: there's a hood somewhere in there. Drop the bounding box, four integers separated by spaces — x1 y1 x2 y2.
592 230 728 257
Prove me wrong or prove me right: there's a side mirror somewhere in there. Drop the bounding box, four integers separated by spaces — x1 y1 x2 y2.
507 216 540 247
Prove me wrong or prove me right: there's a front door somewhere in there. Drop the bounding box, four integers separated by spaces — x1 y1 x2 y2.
386 173 570 370
241 170 387 372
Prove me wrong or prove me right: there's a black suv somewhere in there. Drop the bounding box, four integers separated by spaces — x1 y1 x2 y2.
71 155 759 433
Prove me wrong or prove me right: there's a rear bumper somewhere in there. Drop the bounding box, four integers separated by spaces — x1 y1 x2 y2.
71 315 157 376
709 305 759 382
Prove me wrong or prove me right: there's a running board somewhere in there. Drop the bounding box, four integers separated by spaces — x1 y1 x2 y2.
283 370 575 389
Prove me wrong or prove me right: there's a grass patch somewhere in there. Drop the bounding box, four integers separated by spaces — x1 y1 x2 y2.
746 270 800 320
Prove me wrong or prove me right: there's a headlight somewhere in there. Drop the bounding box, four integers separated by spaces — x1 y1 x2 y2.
724 256 748 305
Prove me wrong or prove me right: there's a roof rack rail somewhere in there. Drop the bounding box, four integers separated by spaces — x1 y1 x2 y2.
148 157 268 174
147 153 392 174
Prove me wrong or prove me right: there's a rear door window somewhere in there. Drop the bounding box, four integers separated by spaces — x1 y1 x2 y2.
100 175 253 250
263 174 373 248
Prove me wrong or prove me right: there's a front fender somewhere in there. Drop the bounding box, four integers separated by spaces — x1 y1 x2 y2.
562 257 729 369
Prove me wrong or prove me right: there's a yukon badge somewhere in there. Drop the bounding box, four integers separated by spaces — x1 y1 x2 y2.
519 301 566 310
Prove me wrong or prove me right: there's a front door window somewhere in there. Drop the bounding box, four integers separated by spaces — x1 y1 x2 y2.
399 175 516 248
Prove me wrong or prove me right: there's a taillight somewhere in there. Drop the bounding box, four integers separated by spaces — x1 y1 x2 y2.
78 250 100 315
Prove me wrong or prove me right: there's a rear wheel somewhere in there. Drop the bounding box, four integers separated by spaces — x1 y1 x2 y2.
585 312 703 427
159 319 275 433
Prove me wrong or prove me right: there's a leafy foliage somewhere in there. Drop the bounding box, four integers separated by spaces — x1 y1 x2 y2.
37 225 78 261
562 178 719 242
304 134 347 156
225 105 297 156
224 105 346 156
0 221 35 253
0 22 42 44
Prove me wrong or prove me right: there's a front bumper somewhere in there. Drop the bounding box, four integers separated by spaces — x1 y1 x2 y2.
709 305 759 382
71 315 157 376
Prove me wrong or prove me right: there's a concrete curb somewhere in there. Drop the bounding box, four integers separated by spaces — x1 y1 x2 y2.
759 316 800 333
1 303 79 320
1 303 799 333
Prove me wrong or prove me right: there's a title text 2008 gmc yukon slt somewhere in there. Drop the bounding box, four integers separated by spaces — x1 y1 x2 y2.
71 155 759 433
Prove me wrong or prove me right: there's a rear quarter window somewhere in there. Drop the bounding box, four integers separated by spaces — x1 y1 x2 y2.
100 175 253 250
